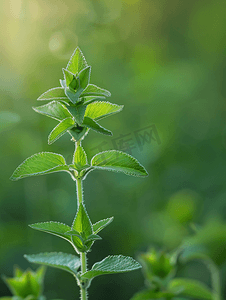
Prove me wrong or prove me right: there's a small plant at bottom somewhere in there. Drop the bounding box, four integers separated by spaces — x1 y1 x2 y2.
10 47 148 299
1 266 48 300
131 240 222 300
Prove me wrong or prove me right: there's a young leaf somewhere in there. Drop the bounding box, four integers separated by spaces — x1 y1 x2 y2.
72 203 93 252
81 84 111 98
93 217 114 234
65 87 83 104
91 150 148 177
73 145 88 169
66 47 88 74
33 101 72 121
24 253 80 276
62 69 76 87
37 88 67 101
85 234 102 243
78 66 91 90
11 152 70 181
29 222 72 243
82 116 112 136
85 101 123 121
80 255 141 280
67 104 87 125
48 117 75 145
69 126 88 142
169 278 213 300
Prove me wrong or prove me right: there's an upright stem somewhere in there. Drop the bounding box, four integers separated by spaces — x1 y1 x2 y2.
205 259 221 300
76 177 88 300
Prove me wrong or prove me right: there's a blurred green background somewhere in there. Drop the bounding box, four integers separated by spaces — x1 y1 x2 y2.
1 0 226 299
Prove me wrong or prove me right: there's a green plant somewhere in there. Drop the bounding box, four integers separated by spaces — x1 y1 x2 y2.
131 230 222 300
11 47 148 300
1 266 46 300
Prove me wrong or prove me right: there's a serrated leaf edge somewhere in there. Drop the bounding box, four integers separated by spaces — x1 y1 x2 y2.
91 150 149 177
48 118 75 145
37 87 67 101
10 152 69 181
93 217 114 234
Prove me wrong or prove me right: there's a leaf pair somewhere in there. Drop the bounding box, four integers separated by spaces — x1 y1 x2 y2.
25 253 141 282
34 100 123 143
11 149 148 181
29 203 113 253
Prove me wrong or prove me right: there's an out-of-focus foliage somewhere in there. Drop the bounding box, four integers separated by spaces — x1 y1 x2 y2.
1 266 46 300
131 230 221 300
1 0 226 299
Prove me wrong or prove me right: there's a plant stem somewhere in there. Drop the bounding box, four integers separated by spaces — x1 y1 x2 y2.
204 259 221 300
76 177 88 300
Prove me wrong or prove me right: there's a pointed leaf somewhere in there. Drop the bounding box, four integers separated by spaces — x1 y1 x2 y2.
93 217 114 234
91 150 148 177
69 126 88 142
169 278 213 300
38 88 67 101
85 101 123 121
65 87 83 104
48 118 75 145
29 222 72 243
33 101 72 121
72 203 93 252
78 66 91 90
11 152 69 181
85 234 102 243
24 253 80 276
81 255 141 280
67 104 87 125
82 116 112 136
66 47 88 74
62 69 75 86
73 145 88 169
81 84 111 97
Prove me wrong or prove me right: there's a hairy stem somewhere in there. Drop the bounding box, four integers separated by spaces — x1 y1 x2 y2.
76 176 88 300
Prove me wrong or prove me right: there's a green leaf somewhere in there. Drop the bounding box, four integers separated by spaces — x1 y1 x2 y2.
81 255 141 280
67 104 87 125
85 101 123 121
33 101 72 121
48 118 75 144
78 66 91 90
29 222 72 243
66 47 88 74
72 203 93 252
62 69 76 87
73 145 88 169
82 116 112 136
3 270 43 298
91 150 148 177
85 234 102 243
69 126 88 142
169 278 213 300
37 88 67 101
81 84 111 97
93 217 114 234
11 152 70 181
64 87 83 104
24 252 80 276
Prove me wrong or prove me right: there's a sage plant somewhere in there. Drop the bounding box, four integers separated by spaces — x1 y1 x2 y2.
11 48 148 300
